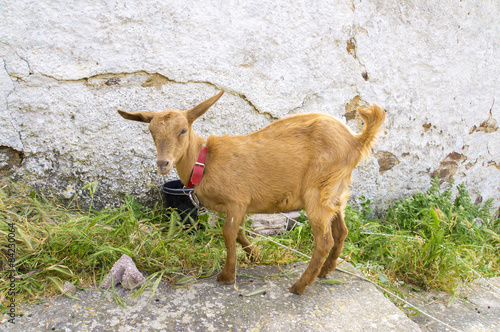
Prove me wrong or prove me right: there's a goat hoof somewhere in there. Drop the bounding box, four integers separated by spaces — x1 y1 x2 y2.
318 271 329 278
288 282 306 295
217 273 235 285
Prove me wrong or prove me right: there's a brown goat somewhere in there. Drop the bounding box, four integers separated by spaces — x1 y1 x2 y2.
118 90 385 294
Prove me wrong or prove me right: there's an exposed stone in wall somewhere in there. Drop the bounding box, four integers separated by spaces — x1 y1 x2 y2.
0 146 24 175
431 152 467 183
141 73 172 89
0 0 498 210
422 123 433 132
344 95 369 132
375 151 400 174
490 161 500 171
469 107 498 134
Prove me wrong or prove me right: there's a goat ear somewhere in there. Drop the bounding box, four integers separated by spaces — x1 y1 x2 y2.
186 90 224 123
118 110 154 123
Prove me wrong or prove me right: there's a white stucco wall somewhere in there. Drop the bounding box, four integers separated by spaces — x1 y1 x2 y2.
1 0 498 210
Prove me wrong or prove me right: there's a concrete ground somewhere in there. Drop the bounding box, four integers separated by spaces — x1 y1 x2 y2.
405 277 500 332
4 262 499 332
5 263 421 332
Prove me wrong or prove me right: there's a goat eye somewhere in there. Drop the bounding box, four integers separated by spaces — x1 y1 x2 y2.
179 129 187 137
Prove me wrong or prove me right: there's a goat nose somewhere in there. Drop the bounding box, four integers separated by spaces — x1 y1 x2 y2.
157 160 170 168
157 160 171 174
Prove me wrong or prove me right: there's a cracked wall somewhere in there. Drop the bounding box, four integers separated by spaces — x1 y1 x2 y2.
0 0 499 210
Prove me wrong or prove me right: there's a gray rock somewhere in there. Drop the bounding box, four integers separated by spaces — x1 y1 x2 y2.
249 211 302 235
101 254 145 290
62 281 77 296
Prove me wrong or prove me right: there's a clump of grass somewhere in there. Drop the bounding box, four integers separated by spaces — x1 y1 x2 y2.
344 177 500 293
0 178 229 304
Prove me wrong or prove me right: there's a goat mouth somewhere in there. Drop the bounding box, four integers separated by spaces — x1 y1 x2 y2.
157 166 173 175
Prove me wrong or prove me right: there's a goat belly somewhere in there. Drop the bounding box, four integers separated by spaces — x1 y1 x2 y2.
252 191 304 214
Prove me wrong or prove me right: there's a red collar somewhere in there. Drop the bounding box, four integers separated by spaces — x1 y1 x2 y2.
185 146 207 188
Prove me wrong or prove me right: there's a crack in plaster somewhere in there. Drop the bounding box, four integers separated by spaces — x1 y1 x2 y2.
346 35 369 82
230 90 278 121
39 71 279 121
350 0 356 12
288 93 321 116
1 42 32 81
163 75 278 121
1 42 33 152
2 57 25 151
345 4 369 82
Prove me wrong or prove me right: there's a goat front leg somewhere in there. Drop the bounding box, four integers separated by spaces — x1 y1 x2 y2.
217 211 245 285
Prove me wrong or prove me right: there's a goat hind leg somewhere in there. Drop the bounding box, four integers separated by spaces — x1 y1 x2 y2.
318 210 348 278
289 201 334 294
237 229 258 262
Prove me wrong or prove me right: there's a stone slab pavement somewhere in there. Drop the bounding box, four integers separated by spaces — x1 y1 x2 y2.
406 277 500 332
3 263 500 332
3 262 421 332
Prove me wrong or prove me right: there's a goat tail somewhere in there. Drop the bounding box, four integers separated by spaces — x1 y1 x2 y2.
356 104 385 159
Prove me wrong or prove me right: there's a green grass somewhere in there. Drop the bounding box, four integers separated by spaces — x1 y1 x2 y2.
343 177 500 293
0 178 313 305
0 176 498 308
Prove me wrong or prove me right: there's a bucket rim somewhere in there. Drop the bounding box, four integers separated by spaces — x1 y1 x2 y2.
160 180 194 194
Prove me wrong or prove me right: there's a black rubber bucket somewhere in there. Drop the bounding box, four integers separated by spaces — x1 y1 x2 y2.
161 180 198 223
